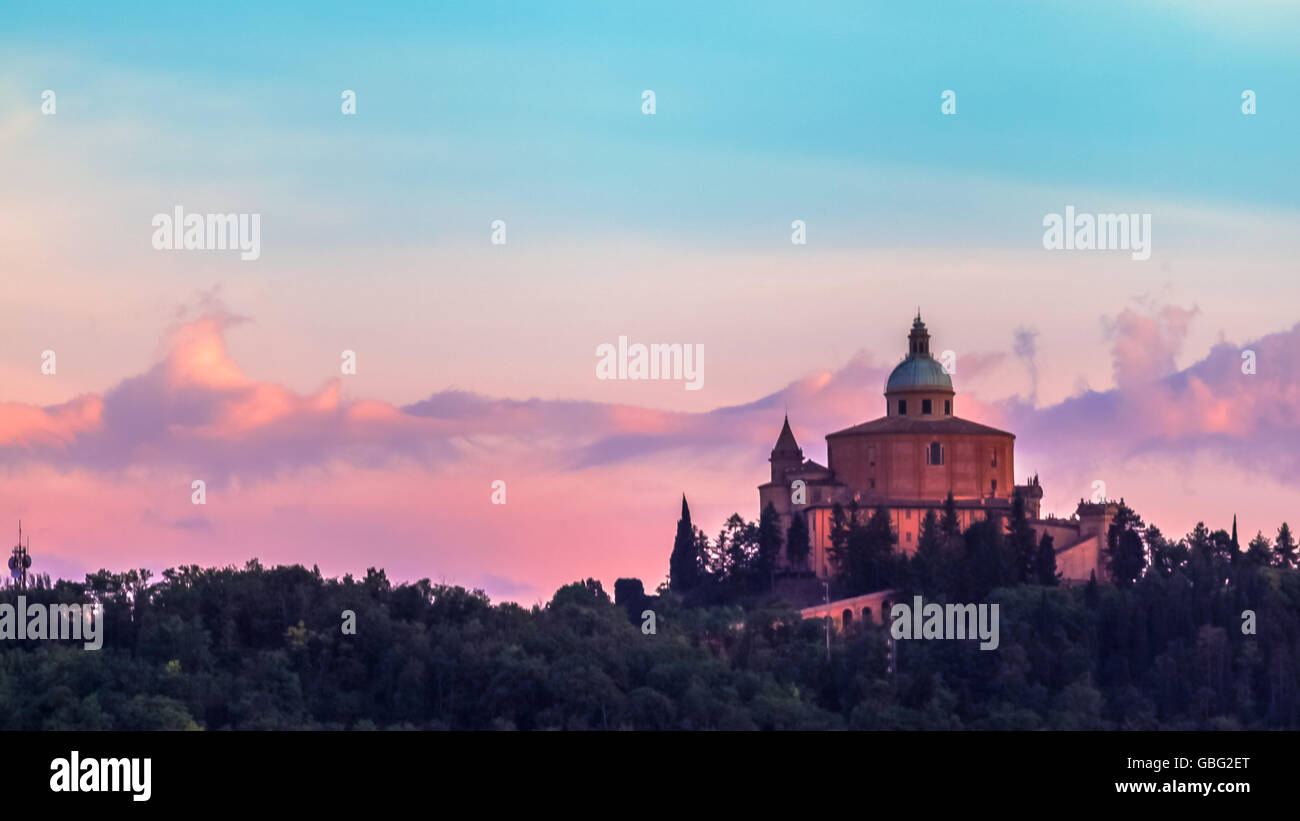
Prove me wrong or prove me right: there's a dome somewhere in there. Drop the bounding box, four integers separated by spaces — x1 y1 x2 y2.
886 356 953 391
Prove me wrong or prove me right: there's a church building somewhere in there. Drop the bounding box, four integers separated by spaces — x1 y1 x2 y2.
758 314 1114 584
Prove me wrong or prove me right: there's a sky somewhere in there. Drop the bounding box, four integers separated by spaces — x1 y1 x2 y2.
1 1 1298 602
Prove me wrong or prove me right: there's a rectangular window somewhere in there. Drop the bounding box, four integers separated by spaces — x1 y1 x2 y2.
906 509 911 519
944 400 951 415
921 399 932 415
991 479 998 494
868 446 876 466
898 400 907 415
869 479 876 489
991 448 997 467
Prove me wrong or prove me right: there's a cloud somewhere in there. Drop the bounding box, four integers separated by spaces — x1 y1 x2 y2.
1 303 1297 600
1013 326 1039 403
1104 304 1199 389
4 304 1298 491
0 309 457 482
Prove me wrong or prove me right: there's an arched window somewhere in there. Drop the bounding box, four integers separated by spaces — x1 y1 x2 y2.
926 441 944 465
842 608 854 628
862 606 872 624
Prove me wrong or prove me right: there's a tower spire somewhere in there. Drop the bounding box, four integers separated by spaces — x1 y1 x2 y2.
908 313 931 356
770 415 803 482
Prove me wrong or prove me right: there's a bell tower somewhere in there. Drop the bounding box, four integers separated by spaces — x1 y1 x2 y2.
770 415 803 482
908 310 931 356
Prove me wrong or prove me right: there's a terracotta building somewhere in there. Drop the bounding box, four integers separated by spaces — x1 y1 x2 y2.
758 314 1112 583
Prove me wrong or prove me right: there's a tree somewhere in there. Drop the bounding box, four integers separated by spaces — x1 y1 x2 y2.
1008 490 1037 584
940 492 961 544
1185 521 1229 589
785 512 811 575
705 524 729 580
1084 570 1099 607
1035 531 1059 586
911 510 944 593
1209 529 1235 573
1245 531 1272 567
828 504 896 596
961 515 1013 600
1274 523 1297 569
1105 501 1146 588
829 502 851 560
756 503 782 591
669 495 701 592
720 514 758 588
1145 525 1187 579
861 506 899 592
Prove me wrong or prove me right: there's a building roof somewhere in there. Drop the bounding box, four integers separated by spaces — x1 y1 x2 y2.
886 355 953 392
790 459 831 477
759 459 835 489
773 415 799 452
826 414 1014 438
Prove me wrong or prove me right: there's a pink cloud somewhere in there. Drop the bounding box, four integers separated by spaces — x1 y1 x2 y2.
1 303 1297 601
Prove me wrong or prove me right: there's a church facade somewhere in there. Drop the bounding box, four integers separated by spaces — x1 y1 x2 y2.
758 314 1114 584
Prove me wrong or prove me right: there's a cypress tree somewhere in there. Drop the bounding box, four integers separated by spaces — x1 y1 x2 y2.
757 502 782 591
940 491 961 544
1009 490 1037 583
785 512 811 575
669 495 701 592
1274 523 1298 569
913 509 943 594
1035 531 1059 586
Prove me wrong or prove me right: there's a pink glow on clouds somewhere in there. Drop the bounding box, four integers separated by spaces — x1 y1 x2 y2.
1 301 1298 603
0 395 101 446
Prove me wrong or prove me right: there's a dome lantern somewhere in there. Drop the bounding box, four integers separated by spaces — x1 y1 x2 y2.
885 313 954 417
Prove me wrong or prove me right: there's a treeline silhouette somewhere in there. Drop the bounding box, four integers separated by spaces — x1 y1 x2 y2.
0 495 1296 729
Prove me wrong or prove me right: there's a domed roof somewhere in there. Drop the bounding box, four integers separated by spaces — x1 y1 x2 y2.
886 356 953 391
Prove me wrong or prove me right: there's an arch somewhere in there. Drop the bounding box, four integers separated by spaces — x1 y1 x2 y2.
842 608 854 628
862 606 873 624
926 441 944 466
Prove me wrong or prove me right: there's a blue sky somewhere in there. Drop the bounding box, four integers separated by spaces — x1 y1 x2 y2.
3 0 1300 597
3 0 1297 411
6 0 1298 242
